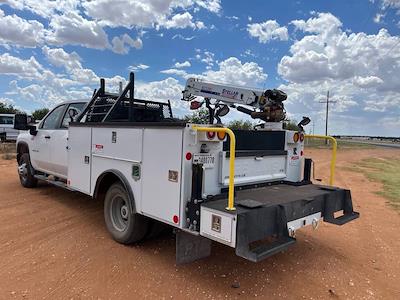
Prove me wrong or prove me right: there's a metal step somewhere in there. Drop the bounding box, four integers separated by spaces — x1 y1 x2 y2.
34 174 75 191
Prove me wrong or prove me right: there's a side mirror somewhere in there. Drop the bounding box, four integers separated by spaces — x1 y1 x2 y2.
297 116 311 132
14 113 38 135
29 126 38 136
14 114 29 130
216 105 230 117
68 107 79 121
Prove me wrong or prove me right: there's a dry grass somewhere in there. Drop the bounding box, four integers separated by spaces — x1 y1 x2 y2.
1 153 16 160
0 143 15 154
304 138 376 149
0 143 16 160
349 157 400 211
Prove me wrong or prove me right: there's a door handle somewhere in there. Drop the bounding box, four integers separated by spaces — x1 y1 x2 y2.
44 135 51 139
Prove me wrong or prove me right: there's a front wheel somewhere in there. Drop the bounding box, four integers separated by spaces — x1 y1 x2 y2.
104 183 148 244
18 153 37 188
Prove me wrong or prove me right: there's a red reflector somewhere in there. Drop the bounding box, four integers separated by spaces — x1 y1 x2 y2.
173 215 179 224
190 101 202 110
206 131 216 139
185 152 192 160
301 150 304 156
300 133 305 142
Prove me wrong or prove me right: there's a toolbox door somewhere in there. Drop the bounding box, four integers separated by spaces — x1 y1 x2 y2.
220 151 287 186
141 128 183 225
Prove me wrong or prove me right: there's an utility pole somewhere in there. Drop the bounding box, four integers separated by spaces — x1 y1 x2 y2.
319 90 336 144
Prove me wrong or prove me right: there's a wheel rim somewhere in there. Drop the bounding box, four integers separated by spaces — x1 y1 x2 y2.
18 162 28 182
110 195 129 232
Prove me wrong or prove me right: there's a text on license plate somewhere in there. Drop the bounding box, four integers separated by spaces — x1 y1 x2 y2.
193 154 215 168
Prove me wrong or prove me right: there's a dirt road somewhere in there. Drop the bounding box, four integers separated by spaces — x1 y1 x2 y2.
1 148 400 299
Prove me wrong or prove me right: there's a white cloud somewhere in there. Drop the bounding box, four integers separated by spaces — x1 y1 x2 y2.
42 46 82 70
352 76 384 88
191 0 221 14
202 57 267 86
82 0 217 29
291 12 342 37
135 77 187 115
128 64 150 72
46 12 110 49
0 9 45 47
161 12 204 29
174 61 191 68
160 68 189 77
247 20 288 43
0 97 15 105
0 53 43 79
161 57 268 87
194 50 215 67
172 34 195 40
1 0 80 18
276 12 400 135
381 0 400 11
373 13 385 23
279 13 400 90
111 34 143 54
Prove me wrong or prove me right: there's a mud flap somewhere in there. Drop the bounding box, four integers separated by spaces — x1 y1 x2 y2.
176 231 212 264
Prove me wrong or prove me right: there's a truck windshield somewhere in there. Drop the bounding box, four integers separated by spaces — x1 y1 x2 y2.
0 116 13 125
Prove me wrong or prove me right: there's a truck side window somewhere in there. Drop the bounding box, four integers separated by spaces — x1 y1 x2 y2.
41 105 66 130
0 116 13 125
61 103 85 128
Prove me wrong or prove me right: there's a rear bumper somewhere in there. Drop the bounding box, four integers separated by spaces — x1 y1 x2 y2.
202 183 359 262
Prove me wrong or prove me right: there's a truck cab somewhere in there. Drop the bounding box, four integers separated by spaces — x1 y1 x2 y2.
16 101 86 179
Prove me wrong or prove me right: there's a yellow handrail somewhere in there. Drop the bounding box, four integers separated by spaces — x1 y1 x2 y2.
192 126 236 211
304 134 337 186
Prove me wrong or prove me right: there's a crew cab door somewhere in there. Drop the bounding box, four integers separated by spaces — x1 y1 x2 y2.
48 102 85 178
30 104 66 173
31 102 85 178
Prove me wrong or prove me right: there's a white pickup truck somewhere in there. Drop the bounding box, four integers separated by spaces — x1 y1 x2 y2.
14 73 359 264
0 114 20 142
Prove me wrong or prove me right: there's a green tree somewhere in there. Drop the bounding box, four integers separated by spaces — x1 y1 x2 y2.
32 108 49 120
184 108 210 124
227 119 254 130
0 102 20 114
283 120 299 131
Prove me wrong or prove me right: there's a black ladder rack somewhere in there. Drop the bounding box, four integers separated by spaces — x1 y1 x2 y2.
77 72 173 123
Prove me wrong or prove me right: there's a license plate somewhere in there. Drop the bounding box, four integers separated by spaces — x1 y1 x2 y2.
193 154 215 168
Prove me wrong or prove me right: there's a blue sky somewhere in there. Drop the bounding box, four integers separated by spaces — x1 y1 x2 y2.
0 0 399 136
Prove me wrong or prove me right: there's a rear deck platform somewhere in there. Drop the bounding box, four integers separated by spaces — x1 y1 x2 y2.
202 183 359 262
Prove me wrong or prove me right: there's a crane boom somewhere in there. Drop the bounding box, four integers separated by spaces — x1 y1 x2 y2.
182 77 287 122
182 78 266 109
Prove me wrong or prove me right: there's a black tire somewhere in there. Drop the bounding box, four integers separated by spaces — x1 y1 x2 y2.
18 153 38 188
104 183 148 244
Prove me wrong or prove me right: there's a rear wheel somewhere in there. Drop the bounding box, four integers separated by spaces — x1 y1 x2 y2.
104 183 148 244
18 153 37 188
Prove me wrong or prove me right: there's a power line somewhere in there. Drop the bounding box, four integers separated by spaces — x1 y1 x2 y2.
319 90 337 143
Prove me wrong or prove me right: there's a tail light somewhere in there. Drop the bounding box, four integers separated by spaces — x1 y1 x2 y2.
300 133 304 142
206 131 216 139
293 132 299 143
217 131 226 140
